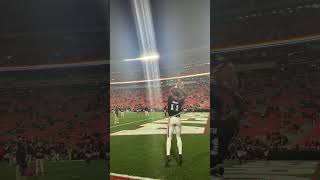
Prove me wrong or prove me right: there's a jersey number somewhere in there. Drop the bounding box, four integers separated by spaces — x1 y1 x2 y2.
170 104 179 111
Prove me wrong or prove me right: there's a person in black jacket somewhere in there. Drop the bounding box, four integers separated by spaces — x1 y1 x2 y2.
16 141 27 180
211 63 244 177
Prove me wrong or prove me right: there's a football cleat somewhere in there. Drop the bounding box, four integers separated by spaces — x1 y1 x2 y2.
178 154 183 166
165 155 170 167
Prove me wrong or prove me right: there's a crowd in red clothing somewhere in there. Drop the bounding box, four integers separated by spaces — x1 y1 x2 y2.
110 76 210 110
237 68 320 149
0 85 108 160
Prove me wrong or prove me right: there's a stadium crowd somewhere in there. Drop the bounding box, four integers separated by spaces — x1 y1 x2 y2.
226 67 320 160
110 77 210 111
0 85 108 166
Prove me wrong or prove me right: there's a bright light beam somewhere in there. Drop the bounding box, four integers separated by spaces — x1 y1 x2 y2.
131 0 162 160
123 54 160 62
131 0 162 110
132 0 158 55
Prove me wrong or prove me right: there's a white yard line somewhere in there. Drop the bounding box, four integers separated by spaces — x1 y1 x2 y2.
110 117 159 129
110 173 159 180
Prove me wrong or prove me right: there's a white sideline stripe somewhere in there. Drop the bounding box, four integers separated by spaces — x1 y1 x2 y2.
47 160 85 162
29 160 85 163
110 117 155 129
154 120 208 124
110 173 158 180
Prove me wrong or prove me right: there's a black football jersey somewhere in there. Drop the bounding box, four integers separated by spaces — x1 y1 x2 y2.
167 95 184 117
115 108 119 116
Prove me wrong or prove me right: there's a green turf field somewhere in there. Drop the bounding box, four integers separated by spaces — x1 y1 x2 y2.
110 112 165 133
0 160 107 180
110 112 210 180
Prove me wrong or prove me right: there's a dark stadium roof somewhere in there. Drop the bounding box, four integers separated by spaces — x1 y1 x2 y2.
0 0 109 67
211 0 320 48
212 0 313 16
212 38 320 73
0 64 108 88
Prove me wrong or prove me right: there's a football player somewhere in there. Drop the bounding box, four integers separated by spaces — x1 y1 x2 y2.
144 106 149 117
35 142 45 175
165 80 186 167
114 106 120 124
120 107 125 118
163 105 168 117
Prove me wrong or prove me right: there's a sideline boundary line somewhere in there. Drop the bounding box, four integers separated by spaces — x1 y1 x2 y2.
110 173 158 180
110 116 162 129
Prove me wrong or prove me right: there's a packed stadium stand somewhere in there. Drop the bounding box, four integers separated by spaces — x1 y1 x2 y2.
0 65 108 161
110 75 209 111
217 57 320 160
239 70 315 136
207 62 320 164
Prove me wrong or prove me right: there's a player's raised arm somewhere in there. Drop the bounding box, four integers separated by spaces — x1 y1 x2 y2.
174 80 186 101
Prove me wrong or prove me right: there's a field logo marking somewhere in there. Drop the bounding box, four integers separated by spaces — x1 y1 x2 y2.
111 113 209 136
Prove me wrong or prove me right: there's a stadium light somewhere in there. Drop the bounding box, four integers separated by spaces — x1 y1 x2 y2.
123 54 160 62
